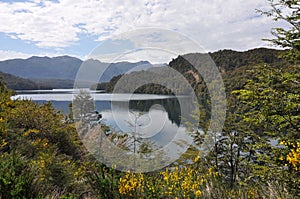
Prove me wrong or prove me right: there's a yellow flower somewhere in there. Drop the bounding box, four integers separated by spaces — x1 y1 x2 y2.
285 142 300 170
195 190 202 196
182 180 188 189
0 140 7 148
119 166 218 198
279 156 284 161
193 155 200 163
279 141 285 145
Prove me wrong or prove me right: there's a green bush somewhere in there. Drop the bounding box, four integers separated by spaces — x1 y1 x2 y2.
0 151 40 199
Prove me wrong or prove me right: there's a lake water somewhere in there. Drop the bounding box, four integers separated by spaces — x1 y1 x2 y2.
12 89 194 147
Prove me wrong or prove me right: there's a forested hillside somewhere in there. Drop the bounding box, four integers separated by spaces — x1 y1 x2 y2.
96 47 288 95
0 71 39 90
209 47 286 71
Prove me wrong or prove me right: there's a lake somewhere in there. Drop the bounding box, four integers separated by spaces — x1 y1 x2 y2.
12 89 194 148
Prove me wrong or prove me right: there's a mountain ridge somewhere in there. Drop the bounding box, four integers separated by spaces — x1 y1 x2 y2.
0 56 153 84
0 48 287 90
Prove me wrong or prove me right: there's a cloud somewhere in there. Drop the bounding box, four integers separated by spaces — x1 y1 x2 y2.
88 29 208 63
0 50 33 60
0 0 289 55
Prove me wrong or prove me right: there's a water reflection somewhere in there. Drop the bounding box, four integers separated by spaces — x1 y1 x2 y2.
13 90 193 148
97 98 183 142
130 99 182 126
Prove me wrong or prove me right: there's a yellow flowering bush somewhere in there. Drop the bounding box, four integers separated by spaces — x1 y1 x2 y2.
283 141 300 171
31 152 54 181
0 116 7 149
0 85 10 153
119 171 145 197
118 165 220 198
160 166 206 197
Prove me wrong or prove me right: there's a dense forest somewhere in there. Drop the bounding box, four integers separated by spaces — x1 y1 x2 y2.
0 71 76 90
0 71 40 90
95 47 288 95
1 0 299 198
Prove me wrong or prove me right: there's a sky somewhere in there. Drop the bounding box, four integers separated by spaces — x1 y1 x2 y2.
0 0 289 62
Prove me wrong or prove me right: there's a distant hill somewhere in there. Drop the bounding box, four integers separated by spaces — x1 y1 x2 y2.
0 56 152 82
0 71 39 90
80 59 152 82
32 78 75 89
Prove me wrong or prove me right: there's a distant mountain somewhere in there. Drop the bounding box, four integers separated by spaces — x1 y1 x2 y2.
80 59 152 82
0 56 82 80
0 56 153 84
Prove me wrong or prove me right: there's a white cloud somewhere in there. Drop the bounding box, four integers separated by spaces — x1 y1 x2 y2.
88 28 208 63
0 50 33 60
0 0 289 55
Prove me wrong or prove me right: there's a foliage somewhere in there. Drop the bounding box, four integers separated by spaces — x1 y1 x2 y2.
258 0 300 62
118 164 218 198
85 162 121 199
118 164 292 199
72 90 95 120
0 151 40 199
233 64 299 139
233 64 300 196
0 80 89 198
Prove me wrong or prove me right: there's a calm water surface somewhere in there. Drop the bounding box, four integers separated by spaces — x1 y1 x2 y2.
13 89 193 147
